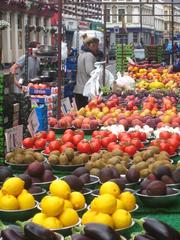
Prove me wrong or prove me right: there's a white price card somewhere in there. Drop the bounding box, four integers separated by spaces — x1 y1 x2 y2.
61 97 72 114
27 109 39 136
5 125 23 152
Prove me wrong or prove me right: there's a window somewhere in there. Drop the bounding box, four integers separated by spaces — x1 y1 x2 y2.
118 9 125 22
165 22 168 31
106 9 110 22
133 32 138 43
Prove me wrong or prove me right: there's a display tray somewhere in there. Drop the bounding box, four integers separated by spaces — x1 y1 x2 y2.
47 161 85 171
50 127 74 134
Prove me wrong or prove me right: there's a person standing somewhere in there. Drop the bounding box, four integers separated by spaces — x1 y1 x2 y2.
10 41 41 93
74 37 99 109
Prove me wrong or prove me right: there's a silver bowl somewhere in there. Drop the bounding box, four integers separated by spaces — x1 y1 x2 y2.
135 188 180 208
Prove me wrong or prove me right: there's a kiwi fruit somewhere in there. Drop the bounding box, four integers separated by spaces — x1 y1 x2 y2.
107 156 121 165
59 153 69 165
34 152 44 162
64 148 74 161
94 159 105 169
48 155 59 165
91 152 101 161
79 153 89 163
115 163 127 174
50 150 60 156
14 153 25 164
5 152 14 161
23 154 35 164
90 168 100 176
111 149 124 156
140 169 150 178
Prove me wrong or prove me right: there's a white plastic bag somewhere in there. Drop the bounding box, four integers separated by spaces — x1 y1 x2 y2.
115 72 135 90
83 62 114 98
61 42 68 61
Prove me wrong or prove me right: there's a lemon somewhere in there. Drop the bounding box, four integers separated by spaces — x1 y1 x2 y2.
99 182 120 197
32 212 47 225
116 199 126 210
90 194 117 215
0 190 4 199
112 209 132 229
63 200 73 209
82 210 97 224
119 191 136 211
59 208 79 227
40 196 64 217
43 217 63 229
94 212 114 228
69 192 85 210
49 180 71 199
17 190 35 209
2 177 24 196
0 194 19 210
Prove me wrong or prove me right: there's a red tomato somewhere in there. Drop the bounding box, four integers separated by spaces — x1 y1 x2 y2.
159 131 171 140
101 137 112 148
171 133 180 142
77 140 91 154
92 130 101 138
46 131 56 141
60 142 74 152
167 146 176 155
100 131 110 137
64 129 74 136
131 138 142 149
139 132 147 141
120 136 131 144
23 137 34 149
168 138 179 149
108 133 117 142
130 131 141 139
74 129 84 138
44 146 50 154
118 132 130 141
124 145 137 156
107 142 121 152
159 142 169 152
62 133 73 143
90 139 101 153
34 139 46 149
73 134 84 146
48 140 61 151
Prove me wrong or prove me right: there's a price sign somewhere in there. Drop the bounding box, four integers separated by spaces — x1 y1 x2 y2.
61 97 72 115
5 125 23 152
27 109 39 136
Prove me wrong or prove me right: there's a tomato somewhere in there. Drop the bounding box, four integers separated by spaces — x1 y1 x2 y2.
101 137 112 148
167 146 176 155
73 134 84 146
118 132 130 141
74 129 84 138
34 139 46 149
171 133 180 142
62 133 73 143
120 136 131 144
46 131 56 141
92 130 101 138
100 130 111 137
108 133 117 142
124 145 137 157
130 131 141 139
139 132 147 141
90 139 101 153
48 140 61 151
168 138 179 149
77 140 91 154
44 146 50 154
159 131 171 140
23 137 34 149
64 129 74 136
60 142 74 152
159 142 169 152
131 138 142 149
107 142 121 152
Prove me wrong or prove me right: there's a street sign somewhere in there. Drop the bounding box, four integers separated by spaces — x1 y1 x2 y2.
114 26 120 34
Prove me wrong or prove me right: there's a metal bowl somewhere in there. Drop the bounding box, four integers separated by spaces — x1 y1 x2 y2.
33 175 59 190
135 188 180 208
84 175 100 190
50 219 81 236
115 220 135 235
31 188 47 202
166 182 180 190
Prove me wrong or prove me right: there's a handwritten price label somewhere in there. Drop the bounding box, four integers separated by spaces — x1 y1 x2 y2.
5 125 23 152
27 109 39 136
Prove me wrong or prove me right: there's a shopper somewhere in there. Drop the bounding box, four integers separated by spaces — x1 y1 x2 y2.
10 41 41 93
168 53 180 73
74 37 99 109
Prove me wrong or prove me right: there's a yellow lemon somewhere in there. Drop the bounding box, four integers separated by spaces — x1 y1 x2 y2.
63 200 73 209
112 209 132 229
82 210 97 224
0 190 4 199
2 177 24 196
99 182 120 197
43 217 63 229
116 199 126 210
32 213 47 225
90 194 117 215
40 196 64 217
49 180 71 199
94 212 114 228
17 190 35 209
119 191 136 211
0 194 19 210
69 192 85 210
59 208 79 227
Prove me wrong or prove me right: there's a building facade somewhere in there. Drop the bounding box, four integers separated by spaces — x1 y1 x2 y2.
102 0 164 47
0 0 55 64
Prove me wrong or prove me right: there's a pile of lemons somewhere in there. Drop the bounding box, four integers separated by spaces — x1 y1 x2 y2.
0 177 35 210
82 181 136 229
32 179 85 229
